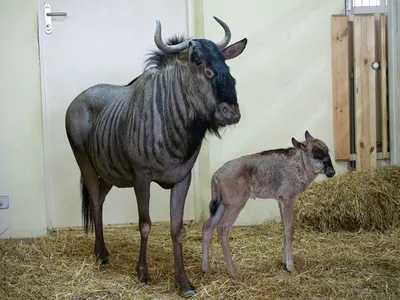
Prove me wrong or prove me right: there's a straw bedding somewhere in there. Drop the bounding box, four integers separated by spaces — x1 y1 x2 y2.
1 165 400 299
295 165 400 232
1 222 400 299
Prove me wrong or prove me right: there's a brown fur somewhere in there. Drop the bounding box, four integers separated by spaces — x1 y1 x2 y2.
202 131 335 278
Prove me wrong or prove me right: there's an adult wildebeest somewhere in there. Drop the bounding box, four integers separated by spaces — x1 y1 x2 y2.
202 131 335 279
65 17 247 296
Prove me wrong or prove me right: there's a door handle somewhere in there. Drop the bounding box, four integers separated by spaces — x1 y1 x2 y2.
44 3 67 34
46 12 67 17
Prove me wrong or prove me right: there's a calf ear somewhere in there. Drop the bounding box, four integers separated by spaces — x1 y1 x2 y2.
292 137 307 151
305 130 313 140
222 38 248 60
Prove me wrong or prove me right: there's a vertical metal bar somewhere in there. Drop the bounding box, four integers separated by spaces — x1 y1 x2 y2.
350 71 356 170
388 0 400 164
349 19 356 170
380 14 389 159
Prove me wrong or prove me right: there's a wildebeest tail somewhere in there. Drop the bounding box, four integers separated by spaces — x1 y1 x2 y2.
209 177 222 217
81 174 93 234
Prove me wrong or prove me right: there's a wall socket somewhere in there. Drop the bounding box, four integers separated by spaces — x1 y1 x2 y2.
0 196 9 209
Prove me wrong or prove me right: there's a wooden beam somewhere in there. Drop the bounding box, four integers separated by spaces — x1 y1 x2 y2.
331 15 351 161
353 14 377 170
380 13 388 159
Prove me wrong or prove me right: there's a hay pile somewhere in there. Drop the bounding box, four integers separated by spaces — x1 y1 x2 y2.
295 165 400 232
1 222 400 299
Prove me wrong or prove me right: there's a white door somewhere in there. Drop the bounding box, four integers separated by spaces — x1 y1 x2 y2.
38 0 196 229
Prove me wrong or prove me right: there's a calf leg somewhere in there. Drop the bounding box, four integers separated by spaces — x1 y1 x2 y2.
170 173 195 297
75 154 112 265
217 203 244 280
281 199 296 275
202 204 225 273
278 202 286 265
133 181 152 285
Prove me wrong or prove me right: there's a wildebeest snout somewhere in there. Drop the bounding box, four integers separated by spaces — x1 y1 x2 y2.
325 166 335 178
215 102 241 126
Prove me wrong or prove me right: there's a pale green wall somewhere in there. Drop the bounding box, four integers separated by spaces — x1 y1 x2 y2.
201 0 348 225
3 0 392 237
0 1 47 238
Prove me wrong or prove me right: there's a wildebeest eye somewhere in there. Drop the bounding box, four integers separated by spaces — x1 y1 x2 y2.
194 58 201 66
312 148 325 160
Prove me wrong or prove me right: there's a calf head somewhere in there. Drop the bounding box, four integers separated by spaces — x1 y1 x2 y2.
291 130 336 178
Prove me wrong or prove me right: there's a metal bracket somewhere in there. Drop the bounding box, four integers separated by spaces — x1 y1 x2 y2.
0 196 9 209
44 3 67 34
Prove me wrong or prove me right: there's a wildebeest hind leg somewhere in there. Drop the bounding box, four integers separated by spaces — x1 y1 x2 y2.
132 180 152 285
75 153 112 266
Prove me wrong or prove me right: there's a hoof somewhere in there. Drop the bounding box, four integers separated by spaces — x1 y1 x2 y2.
180 289 196 298
98 259 110 270
176 279 196 297
134 270 151 286
228 269 239 280
284 265 297 276
201 262 209 273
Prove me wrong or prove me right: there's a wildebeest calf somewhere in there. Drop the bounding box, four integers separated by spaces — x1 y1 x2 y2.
201 130 335 278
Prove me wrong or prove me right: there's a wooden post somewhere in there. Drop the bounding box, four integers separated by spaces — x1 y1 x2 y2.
353 14 377 170
331 15 351 161
380 13 388 159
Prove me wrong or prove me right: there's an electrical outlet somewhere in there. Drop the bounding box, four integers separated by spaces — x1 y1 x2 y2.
0 196 9 209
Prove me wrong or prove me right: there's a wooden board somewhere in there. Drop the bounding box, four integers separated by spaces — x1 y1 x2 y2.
353 14 377 170
380 13 389 159
331 15 351 161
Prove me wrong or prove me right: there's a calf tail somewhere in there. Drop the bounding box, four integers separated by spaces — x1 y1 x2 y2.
80 174 93 234
209 177 222 217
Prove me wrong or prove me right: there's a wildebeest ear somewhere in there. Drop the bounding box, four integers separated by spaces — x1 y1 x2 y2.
177 41 195 64
222 38 248 60
292 137 307 151
177 48 189 63
305 130 313 140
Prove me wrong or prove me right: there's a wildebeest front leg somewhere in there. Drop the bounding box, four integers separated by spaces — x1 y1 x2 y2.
170 173 195 297
280 199 297 275
133 182 152 285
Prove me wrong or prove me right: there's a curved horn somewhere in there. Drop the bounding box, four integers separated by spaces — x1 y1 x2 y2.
213 16 231 49
154 20 189 52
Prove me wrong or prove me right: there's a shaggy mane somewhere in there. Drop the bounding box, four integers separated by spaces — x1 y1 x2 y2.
144 34 188 70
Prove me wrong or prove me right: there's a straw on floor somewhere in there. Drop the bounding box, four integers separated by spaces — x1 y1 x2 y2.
1 221 400 299
2 165 400 299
